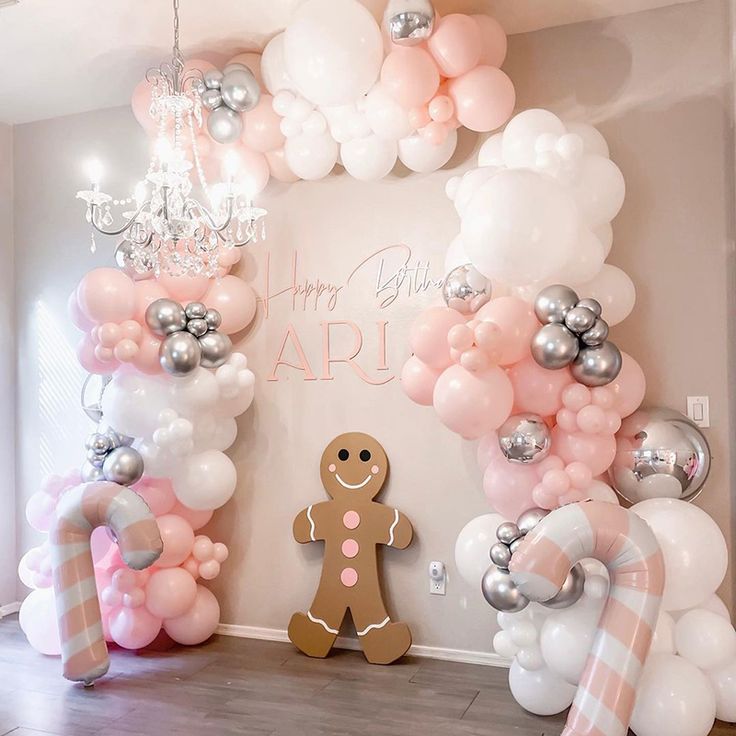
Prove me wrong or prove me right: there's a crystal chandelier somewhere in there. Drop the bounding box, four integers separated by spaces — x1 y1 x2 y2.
77 0 267 278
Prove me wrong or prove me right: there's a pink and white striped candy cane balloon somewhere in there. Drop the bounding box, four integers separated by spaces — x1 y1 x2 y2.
510 501 665 736
50 481 163 685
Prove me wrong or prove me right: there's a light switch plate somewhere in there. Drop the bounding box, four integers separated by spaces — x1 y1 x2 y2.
686 396 710 428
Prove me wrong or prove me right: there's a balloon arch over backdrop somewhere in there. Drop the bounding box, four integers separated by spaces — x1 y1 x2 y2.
17 1 736 734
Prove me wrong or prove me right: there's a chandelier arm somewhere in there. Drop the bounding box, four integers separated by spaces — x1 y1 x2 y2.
188 196 236 233
89 201 150 238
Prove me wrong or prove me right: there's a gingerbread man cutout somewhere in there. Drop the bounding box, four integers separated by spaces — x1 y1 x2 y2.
288 432 413 664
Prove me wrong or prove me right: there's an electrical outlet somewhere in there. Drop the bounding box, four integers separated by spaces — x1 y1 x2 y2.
687 396 710 428
428 561 446 595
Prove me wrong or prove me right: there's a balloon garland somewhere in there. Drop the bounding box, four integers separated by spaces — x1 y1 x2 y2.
402 108 736 736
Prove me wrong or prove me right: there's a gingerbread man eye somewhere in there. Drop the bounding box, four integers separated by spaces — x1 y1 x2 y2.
359 450 371 462
338 449 349 461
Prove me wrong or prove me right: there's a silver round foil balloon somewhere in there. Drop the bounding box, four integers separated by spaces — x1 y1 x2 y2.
490 542 512 570
541 563 585 610
203 69 224 90
498 413 551 465
220 67 261 113
481 566 530 613
581 318 609 347
564 306 597 335
207 106 243 145
81 462 105 483
185 302 208 320
384 0 435 46
531 323 579 370
145 298 187 336
534 284 579 324
496 522 522 545
102 446 144 487
576 298 602 318
114 241 152 281
201 88 223 112
516 507 549 536
442 264 491 315
609 407 711 503
198 331 232 369
186 318 209 338
571 341 622 387
160 331 202 376
205 308 222 331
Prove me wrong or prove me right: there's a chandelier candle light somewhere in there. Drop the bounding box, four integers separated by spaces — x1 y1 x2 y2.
77 0 267 277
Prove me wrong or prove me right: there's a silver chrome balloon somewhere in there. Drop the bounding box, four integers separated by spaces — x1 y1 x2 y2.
114 240 153 281
576 298 602 317
542 563 585 610
571 341 622 387
609 407 711 503
496 522 522 546
442 263 491 315
534 284 579 324
185 302 208 320
145 298 187 336
531 323 579 370
102 446 144 487
160 331 202 376
198 331 232 369
204 308 222 331
490 542 512 570
497 413 551 465
203 69 224 90
516 507 549 536
581 318 609 347
201 88 223 112
564 306 597 335
186 318 209 338
384 0 435 46
207 106 243 145
481 566 530 613
220 67 261 113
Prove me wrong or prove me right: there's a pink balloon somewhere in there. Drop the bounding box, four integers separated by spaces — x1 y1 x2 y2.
77 335 118 374
145 568 198 619
433 364 513 439
401 355 441 406
163 585 220 645
109 606 162 650
156 272 209 303
227 52 263 87
607 352 646 418
266 148 300 183
243 94 285 153
428 95 454 123
232 146 270 196
203 276 257 334
131 328 163 375
483 458 539 519
449 65 515 133
132 477 176 516
473 15 508 67
67 290 94 331
381 48 440 109
551 426 616 477
133 279 168 322
427 14 482 78
409 306 466 370
507 357 573 417
156 514 195 568
169 501 214 532
475 297 538 365
77 268 136 324
131 79 156 133
477 431 503 472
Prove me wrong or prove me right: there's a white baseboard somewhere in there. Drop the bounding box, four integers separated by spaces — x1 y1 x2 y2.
216 623 511 668
0 601 20 618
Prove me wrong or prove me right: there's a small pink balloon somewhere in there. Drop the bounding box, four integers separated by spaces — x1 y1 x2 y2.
114 338 139 362
433 364 513 439
483 458 539 519
448 323 474 351
157 272 209 303
400 355 440 407
542 468 570 494
562 384 592 411
460 347 489 372
156 514 196 568
113 568 138 594
421 121 449 146
427 14 482 78
429 95 454 123
566 461 593 489
537 454 565 475
77 336 117 374
133 279 168 322
169 501 214 532
77 268 136 324
120 320 143 342
213 543 229 563
551 426 617 477
123 588 146 609
132 477 176 516
131 328 162 375
145 568 198 619
243 94 285 153
381 47 440 109
192 535 215 562
449 65 515 133
576 404 606 434
475 297 538 365
408 106 431 129
472 15 508 67
67 290 94 331
182 556 200 578
591 387 615 409
266 148 301 183
198 560 221 581
556 408 578 433
607 352 646 418
507 357 573 417
203 276 257 334
109 606 162 650
94 344 114 362
409 306 466 370
163 585 220 645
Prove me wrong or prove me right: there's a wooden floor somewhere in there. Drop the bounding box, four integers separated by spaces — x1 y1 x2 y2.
1 615 735 736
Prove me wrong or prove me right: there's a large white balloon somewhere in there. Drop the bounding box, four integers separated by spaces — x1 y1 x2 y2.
284 0 383 106
708 659 736 723
172 450 237 511
577 264 636 326
631 653 716 736
462 169 579 286
650 610 676 654
454 513 504 587
364 83 412 141
398 130 458 173
285 132 339 180
674 609 736 671
101 370 168 438
508 661 576 716
502 109 567 169
568 155 625 227
341 135 397 181
19 588 61 656
632 499 728 612
261 33 294 96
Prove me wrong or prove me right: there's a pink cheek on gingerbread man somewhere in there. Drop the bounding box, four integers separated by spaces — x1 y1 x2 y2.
328 464 336 472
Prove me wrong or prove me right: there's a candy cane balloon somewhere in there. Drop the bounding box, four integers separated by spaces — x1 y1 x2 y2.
50 481 163 685
509 501 665 736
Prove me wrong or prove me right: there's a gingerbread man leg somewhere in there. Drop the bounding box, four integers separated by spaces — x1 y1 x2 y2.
288 587 346 659
350 597 411 665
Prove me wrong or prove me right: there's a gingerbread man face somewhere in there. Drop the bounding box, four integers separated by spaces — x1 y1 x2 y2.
320 432 388 501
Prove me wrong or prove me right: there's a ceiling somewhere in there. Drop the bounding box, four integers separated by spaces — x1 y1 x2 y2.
0 0 698 125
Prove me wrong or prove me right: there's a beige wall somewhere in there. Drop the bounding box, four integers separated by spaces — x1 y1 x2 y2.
13 0 735 652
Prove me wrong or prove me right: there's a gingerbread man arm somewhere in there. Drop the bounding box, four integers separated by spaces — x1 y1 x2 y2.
293 501 329 543
382 507 413 550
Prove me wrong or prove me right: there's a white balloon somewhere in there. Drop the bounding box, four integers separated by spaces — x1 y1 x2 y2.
708 659 736 722
568 155 625 227
565 121 610 158
477 132 504 167
502 109 567 169
169 369 219 417
593 221 614 257
19 588 61 656
444 235 470 274
450 167 498 218
284 132 339 180
340 135 397 181
462 169 579 286
675 609 736 671
101 371 168 438
508 661 576 716
631 654 716 736
454 513 505 587
261 33 294 95
577 264 636 326
632 499 728 612
582 479 619 504
364 83 412 141
172 450 237 511
493 630 518 659
509 620 538 648
398 129 458 173
699 593 731 620
552 228 605 285
650 611 676 654
516 646 545 671
284 0 383 106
